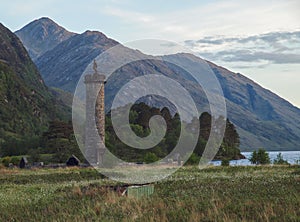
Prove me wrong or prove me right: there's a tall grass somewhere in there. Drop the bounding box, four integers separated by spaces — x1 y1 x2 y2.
0 165 299 221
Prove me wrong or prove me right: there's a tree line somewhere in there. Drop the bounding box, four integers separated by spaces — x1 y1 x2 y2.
0 102 242 164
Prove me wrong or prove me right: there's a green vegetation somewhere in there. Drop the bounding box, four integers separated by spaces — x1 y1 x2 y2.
143 152 159 163
0 24 70 157
273 153 289 165
250 148 271 165
221 158 230 166
1 102 242 165
185 153 200 165
0 165 299 221
1 156 21 167
0 120 83 164
41 120 84 162
105 103 242 163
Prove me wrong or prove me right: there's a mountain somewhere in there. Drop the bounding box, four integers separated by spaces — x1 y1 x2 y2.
15 17 75 61
0 23 69 146
165 54 300 151
16 18 300 151
35 30 118 92
90 51 300 151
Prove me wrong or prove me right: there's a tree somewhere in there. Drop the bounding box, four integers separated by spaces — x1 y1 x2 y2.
250 148 270 165
221 158 230 166
51 138 76 163
105 103 242 163
223 119 240 150
42 121 84 163
250 150 257 164
273 153 289 165
185 153 200 165
28 148 41 163
143 152 159 163
1 135 40 156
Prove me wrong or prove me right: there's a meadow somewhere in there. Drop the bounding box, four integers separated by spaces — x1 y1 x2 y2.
0 165 299 221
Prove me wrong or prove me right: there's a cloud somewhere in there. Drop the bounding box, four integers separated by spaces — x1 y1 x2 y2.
98 0 300 42
196 37 225 45
185 31 300 65
185 31 300 48
220 51 300 64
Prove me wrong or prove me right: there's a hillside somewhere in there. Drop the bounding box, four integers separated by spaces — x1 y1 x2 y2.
164 54 300 151
16 17 300 151
0 23 70 152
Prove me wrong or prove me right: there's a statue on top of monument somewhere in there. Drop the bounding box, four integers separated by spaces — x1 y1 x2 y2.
93 59 98 75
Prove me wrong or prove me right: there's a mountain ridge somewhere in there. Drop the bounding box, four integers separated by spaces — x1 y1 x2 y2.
15 17 76 61
35 28 119 92
15 17 300 151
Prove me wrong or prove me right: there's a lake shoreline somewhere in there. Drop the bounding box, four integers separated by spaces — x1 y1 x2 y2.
211 150 300 166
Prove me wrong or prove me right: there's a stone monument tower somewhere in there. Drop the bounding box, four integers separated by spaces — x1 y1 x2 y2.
84 60 106 165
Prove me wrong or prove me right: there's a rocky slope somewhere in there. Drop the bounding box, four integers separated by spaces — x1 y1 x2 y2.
15 17 75 61
16 18 300 151
35 30 118 92
165 54 300 151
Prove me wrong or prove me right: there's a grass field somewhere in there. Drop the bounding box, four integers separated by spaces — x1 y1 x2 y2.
0 165 299 221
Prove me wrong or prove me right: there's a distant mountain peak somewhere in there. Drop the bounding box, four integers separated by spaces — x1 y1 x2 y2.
83 30 103 35
29 17 56 25
15 17 75 61
20 17 68 31
36 16 53 22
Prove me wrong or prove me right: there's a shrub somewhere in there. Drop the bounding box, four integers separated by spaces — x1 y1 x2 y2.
273 153 289 165
1 156 11 167
143 152 159 163
1 156 22 167
221 158 230 166
250 148 270 165
185 153 200 165
10 156 21 165
28 148 41 163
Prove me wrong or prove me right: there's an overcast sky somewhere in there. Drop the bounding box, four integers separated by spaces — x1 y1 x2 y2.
1 0 300 107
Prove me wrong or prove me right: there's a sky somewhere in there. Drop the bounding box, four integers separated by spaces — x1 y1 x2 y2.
1 0 300 107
